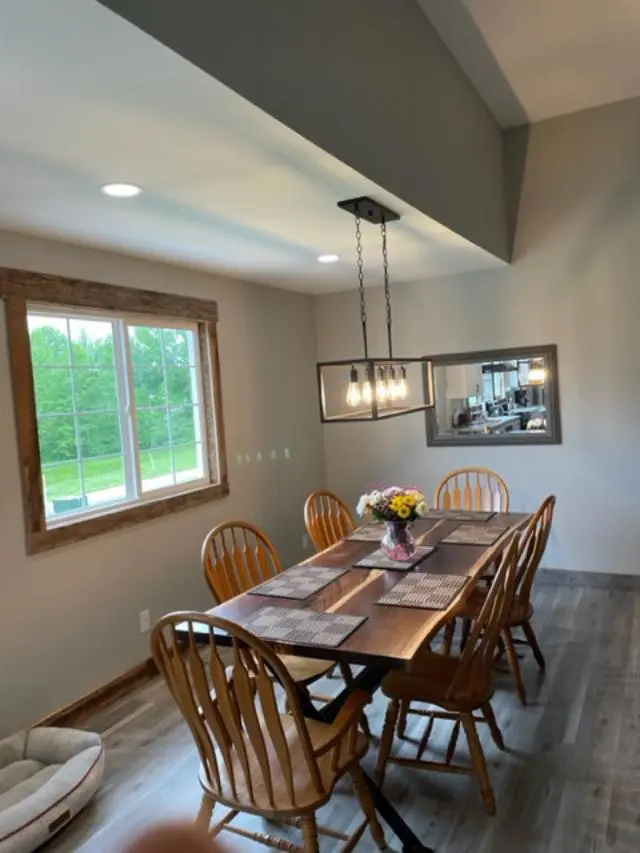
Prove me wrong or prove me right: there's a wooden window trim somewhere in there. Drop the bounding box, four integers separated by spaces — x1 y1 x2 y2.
0 267 228 554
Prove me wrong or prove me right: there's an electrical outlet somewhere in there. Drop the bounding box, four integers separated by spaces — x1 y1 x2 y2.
139 609 151 634
302 533 310 550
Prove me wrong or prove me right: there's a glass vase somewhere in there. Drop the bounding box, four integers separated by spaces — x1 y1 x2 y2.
381 521 416 562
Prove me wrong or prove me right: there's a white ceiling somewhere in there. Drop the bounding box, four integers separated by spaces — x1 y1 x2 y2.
419 0 640 127
0 0 502 294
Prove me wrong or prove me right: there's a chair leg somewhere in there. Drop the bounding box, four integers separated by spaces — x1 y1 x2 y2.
195 795 214 831
349 764 387 850
339 661 354 684
444 719 460 764
300 815 319 853
481 702 505 750
460 712 496 816
375 698 400 785
460 617 472 651
359 711 372 740
441 619 455 655
522 620 546 671
397 700 410 738
503 628 527 706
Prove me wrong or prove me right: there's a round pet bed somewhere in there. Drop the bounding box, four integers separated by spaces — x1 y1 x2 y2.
0 727 104 853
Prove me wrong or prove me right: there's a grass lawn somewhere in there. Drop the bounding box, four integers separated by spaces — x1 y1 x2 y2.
43 445 199 499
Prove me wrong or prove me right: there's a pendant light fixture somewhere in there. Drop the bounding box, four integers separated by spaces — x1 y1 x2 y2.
317 196 434 423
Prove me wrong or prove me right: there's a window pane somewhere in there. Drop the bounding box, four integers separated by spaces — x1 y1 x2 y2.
136 408 170 450
169 406 197 444
174 443 204 484
129 326 162 365
42 462 82 507
28 316 70 366
38 415 78 464
163 329 191 366
82 456 126 507
166 366 196 406
74 367 118 412
33 367 73 415
78 412 122 459
133 366 166 407
140 447 174 491
69 318 115 366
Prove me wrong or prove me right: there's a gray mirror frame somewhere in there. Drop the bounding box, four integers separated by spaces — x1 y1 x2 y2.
425 344 562 447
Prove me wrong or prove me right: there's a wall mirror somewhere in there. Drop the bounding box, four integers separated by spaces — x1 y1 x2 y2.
426 344 561 446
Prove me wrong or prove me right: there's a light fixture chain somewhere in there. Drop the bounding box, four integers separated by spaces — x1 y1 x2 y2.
355 213 369 359
381 219 393 358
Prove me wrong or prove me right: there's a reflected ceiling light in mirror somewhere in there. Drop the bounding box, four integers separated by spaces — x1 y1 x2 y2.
101 183 142 198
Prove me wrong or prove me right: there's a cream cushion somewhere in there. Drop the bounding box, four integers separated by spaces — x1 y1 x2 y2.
0 728 104 853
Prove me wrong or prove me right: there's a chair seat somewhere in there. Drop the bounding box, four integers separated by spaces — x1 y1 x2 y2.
201 713 368 815
277 654 334 685
457 589 533 627
382 649 492 711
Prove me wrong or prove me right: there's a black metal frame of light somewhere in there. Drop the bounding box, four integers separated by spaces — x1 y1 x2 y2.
317 356 435 423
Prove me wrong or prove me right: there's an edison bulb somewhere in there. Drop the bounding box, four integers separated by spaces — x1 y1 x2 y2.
346 381 361 407
375 367 389 404
362 378 373 405
387 367 399 400
396 366 409 399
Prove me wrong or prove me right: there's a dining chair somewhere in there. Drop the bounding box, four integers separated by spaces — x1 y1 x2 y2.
434 467 510 513
374 533 520 815
454 495 556 705
201 521 335 688
151 613 386 852
304 490 355 552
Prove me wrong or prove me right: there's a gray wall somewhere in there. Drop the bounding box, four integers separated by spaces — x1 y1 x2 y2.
99 0 508 262
0 232 325 736
315 96 640 575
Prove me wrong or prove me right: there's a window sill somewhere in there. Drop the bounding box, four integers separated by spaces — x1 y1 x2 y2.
27 478 229 554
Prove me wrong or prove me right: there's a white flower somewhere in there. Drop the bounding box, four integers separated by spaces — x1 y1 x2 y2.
416 501 428 516
356 493 371 516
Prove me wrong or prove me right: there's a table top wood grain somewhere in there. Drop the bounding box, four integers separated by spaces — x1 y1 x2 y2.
188 513 530 671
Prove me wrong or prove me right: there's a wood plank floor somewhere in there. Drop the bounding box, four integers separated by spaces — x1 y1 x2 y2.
44 583 639 852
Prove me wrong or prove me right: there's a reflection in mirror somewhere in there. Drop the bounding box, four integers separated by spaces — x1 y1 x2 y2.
426 345 561 446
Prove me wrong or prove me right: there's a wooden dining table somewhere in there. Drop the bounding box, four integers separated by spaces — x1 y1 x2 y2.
180 511 530 853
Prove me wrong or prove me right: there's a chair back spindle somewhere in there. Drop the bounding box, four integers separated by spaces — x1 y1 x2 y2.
435 467 509 513
202 522 282 604
304 490 355 552
514 495 556 611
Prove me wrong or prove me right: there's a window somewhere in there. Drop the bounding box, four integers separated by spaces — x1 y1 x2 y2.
29 308 212 524
1 267 227 553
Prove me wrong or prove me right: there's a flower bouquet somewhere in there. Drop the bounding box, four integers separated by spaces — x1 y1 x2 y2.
356 486 427 561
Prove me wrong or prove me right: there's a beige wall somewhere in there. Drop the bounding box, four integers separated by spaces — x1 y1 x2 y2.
0 231 325 736
316 96 640 575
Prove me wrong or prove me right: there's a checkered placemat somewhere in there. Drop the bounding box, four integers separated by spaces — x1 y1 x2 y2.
345 525 384 542
249 566 348 600
425 510 496 522
354 545 435 571
377 573 468 610
242 606 366 648
439 524 508 546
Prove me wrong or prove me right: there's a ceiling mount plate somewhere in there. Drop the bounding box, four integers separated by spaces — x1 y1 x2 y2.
337 196 400 224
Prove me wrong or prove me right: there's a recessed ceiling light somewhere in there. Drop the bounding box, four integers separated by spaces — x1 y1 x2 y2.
100 183 142 198
317 254 340 264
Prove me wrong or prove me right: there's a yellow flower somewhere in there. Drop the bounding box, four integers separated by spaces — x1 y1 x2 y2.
390 495 405 512
397 505 411 519
404 494 416 507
